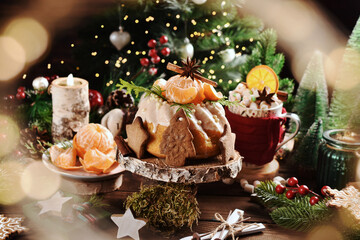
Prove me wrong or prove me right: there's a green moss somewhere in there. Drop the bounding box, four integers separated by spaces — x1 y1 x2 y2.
125 183 200 233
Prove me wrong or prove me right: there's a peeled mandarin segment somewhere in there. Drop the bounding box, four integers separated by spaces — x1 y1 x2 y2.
203 83 223 101
191 79 206 104
153 79 167 96
54 147 82 170
49 145 65 163
246 65 279 93
73 123 115 159
165 76 199 104
82 148 116 174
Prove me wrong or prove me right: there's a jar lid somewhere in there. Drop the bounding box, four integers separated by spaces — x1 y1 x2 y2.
323 129 360 149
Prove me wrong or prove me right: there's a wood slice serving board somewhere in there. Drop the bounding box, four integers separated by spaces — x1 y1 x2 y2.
118 151 242 184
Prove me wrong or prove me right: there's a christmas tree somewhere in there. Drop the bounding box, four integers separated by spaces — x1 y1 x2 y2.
327 16 360 132
292 119 323 172
71 0 294 104
292 51 328 140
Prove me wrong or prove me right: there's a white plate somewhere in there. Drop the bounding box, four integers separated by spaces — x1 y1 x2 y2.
42 142 125 181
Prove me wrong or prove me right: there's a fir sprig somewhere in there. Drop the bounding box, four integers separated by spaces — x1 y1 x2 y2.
255 181 333 232
270 203 331 232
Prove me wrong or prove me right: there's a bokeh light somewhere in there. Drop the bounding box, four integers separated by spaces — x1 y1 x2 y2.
21 161 61 200
0 115 20 157
3 17 49 63
0 160 26 205
0 36 26 81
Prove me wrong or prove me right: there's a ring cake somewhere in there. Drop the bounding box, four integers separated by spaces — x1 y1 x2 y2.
123 58 237 167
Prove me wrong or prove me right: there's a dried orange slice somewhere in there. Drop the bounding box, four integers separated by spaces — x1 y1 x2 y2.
73 124 116 159
81 148 117 174
204 83 223 101
246 65 279 93
53 147 82 170
165 75 198 104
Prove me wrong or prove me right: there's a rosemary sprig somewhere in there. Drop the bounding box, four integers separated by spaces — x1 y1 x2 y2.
116 79 166 100
207 97 244 108
170 103 195 117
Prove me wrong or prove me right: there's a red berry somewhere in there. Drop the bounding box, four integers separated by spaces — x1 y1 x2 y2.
148 49 157 57
286 190 296 199
151 55 161 64
148 67 158 76
7 95 15 100
44 76 51 82
310 196 319 205
159 35 168 44
298 185 309 196
160 47 171 56
140 58 150 67
147 39 157 48
17 86 25 93
16 92 26 100
275 184 286 194
88 89 103 109
321 186 330 196
50 75 59 80
287 177 298 187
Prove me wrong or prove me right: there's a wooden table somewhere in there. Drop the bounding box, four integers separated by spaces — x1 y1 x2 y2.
1 166 306 240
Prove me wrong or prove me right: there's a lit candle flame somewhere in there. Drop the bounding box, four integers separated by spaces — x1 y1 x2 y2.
66 73 74 86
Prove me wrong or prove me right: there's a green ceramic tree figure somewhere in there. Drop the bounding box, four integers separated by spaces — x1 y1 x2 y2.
292 51 329 141
327 17 360 132
293 119 323 172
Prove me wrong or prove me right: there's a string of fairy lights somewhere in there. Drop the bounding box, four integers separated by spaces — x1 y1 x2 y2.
22 1 251 88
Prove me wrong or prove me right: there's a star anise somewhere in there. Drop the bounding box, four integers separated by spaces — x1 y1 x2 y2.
256 87 275 105
180 57 201 80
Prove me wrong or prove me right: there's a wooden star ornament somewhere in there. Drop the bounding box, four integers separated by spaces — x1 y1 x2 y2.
111 208 146 240
0 215 28 240
326 185 360 221
37 192 72 216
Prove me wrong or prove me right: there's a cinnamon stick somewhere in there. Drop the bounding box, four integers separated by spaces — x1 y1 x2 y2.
167 63 218 87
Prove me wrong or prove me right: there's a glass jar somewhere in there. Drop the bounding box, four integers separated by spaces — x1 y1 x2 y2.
317 129 360 189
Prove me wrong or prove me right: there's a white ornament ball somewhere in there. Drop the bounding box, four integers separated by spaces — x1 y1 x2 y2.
101 108 125 137
222 178 235 185
179 38 194 59
192 0 207 4
32 77 49 90
219 49 236 63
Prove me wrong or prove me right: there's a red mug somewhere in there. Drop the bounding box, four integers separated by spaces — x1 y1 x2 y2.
225 104 300 166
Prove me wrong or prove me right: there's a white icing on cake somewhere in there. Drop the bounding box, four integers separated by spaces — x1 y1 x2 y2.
135 94 228 138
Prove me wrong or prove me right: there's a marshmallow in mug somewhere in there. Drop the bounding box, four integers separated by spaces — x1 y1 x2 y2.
228 83 283 118
229 83 282 109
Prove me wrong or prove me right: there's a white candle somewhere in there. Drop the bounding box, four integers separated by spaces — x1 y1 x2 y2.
67 73 74 86
50 76 90 141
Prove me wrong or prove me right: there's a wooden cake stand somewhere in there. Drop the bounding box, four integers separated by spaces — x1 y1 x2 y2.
119 151 242 184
